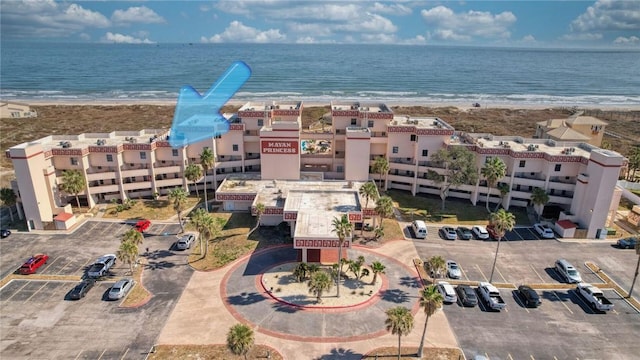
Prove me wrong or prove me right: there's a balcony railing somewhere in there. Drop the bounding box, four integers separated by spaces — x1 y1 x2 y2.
371 131 387 137
389 157 415 165
217 155 242 162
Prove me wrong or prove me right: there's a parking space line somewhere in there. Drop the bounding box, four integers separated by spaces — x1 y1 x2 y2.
485 353 490 359
74 350 84 360
552 291 574 314
41 256 62 272
508 354 514 360
5 282 30 302
530 356 536 360
460 265 470 281
554 356 559 360
97 349 106 359
512 293 530 313
56 260 74 274
24 282 48 303
120 348 130 360
530 264 545 282
495 266 508 284
475 264 488 282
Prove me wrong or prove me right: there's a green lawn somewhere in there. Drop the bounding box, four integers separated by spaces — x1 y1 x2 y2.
102 196 201 220
387 189 530 225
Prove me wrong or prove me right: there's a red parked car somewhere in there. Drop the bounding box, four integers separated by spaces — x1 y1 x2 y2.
134 219 151 233
19 254 49 274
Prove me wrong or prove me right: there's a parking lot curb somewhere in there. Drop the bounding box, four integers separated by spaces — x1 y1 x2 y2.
585 261 640 311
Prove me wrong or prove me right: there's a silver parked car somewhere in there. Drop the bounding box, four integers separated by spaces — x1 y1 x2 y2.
108 278 134 300
176 234 196 250
446 260 462 279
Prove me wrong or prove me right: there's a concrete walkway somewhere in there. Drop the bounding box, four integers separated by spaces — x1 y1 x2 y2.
156 240 460 359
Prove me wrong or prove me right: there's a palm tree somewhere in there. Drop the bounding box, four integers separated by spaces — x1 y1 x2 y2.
200 147 214 211
374 225 385 241
481 157 507 212
331 214 353 298
117 240 138 275
168 187 188 233
375 195 394 228
531 187 550 221
359 181 379 236
349 255 365 279
371 261 386 284
248 202 265 236
122 228 144 247
385 306 414 360
293 262 309 282
190 208 219 255
417 285 444 358
496 183 510 211
60 170 86 208
426 255 446 279
226 323 254 360
184 163 203 197
0 188 17 223
372 156 390 190
488 209 516 283
307 270 333 303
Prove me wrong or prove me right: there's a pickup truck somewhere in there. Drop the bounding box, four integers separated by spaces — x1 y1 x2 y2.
576 283 614 311
87 254 117 278
478 282 506 311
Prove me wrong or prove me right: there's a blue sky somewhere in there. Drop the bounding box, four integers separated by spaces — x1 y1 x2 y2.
1 1 639 48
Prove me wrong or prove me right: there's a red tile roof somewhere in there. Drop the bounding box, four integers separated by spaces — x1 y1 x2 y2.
54 212 74 221
557 219 577 229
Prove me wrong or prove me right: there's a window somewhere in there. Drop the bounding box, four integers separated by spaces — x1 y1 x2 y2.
337 165 344 173
232 144 239 152
257 119 263 127
215 135 221 139
422 149 428 157
410 134 417 142
106 154 113 162
554 164 561 172
351 118 357 125
392 146 399 154
368 120 374 128
70 158 78 166
519 160 526 168
172 149 179 157
140 152 146 160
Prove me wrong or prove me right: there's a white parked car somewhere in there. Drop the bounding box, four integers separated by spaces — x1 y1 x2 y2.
437 281 457 303
176 233 196 250
108 278 134 300
472 226 490 240
533 223 555 239
446 260 462 279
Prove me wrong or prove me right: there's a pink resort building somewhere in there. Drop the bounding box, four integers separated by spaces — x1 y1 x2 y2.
8 101 624 252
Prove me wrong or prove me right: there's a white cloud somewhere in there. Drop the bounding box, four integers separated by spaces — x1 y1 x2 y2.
112 6 165 25
370 2 412 16
560 32 603 41
0 0 110 37
336 13 397 34
201 21 286 43
613 36 640 45
570 0 640 32
521 35 536 43
103 32 155 44
361 33 397 44
421 6 516 41
401 35 427 45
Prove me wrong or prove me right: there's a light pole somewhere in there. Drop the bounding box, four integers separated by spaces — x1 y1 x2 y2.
627 243 640 298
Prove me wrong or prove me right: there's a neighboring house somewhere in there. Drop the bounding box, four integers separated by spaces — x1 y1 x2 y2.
535 112 607 147
7 100 625 239
0 102 37 119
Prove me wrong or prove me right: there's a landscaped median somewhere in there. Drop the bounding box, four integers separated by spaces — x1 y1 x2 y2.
364 346 463 359
120 257 152 307
146 344 283 360
585 261 640 310
0 274 82 288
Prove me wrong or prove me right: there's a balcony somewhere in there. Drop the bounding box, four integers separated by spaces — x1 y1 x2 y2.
155 165 181 175
121 168 151 177
548 194 573 205
389 170 415 178
155 178 183 187
88 184 120 194
244 158 261 167
389 157 415 165
245 153 260 160
87 171 117 182
217 155 242 162
122 180 152 191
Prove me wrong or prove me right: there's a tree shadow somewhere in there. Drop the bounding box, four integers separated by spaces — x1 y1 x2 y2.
314 347 364 360
399 276 421 288
145 249 174 260
271 300 305 313
380 288 410 304
226 292 267 306
144 260 176 270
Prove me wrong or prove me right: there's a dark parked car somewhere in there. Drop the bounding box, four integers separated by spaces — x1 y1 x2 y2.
456 227 473 240
1 229 11 238
518 285 541 308
455 284 478 307
69 279 95 300
616 237 638 249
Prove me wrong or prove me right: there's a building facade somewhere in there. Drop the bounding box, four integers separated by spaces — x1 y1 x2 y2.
7 100 624 238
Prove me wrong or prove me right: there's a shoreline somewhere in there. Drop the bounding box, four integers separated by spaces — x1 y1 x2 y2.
7 99 640 111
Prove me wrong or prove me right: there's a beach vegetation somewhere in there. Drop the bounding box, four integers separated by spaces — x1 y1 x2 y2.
417 285 444 358
385 306 414 360
59 169 86 209
226 324 254 360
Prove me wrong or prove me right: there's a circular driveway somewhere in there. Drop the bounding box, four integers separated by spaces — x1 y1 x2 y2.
222 246 422 342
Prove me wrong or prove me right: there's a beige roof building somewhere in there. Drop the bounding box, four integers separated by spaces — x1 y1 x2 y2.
0 101 37 119
536 113 607 146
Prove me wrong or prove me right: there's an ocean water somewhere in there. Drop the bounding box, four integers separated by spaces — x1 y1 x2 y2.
1 42 639 106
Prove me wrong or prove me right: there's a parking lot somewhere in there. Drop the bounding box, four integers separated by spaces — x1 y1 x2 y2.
0 220 193 360
412 225 640 359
